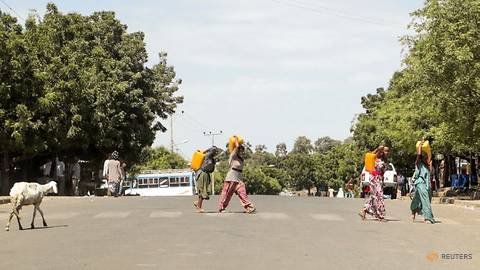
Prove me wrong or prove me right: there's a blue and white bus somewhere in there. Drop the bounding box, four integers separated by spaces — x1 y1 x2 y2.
124 170 195 196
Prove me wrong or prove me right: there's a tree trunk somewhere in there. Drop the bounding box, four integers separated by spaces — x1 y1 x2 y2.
1 152 10 195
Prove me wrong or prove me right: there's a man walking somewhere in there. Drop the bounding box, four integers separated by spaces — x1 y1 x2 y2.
55 157 66 195
70 157 81 196
105 151 123 197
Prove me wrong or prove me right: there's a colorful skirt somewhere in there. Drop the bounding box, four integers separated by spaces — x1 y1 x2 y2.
364 173 385 219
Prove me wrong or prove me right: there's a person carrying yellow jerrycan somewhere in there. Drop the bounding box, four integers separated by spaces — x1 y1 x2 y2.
416 140 431 165
228 135 244 153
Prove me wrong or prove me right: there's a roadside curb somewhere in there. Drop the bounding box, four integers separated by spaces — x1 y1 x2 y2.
431 197 480 209
0 197 10 205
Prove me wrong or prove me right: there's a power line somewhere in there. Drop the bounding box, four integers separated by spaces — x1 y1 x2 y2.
270 0 404 28
182 111 210 130
0 0 25 21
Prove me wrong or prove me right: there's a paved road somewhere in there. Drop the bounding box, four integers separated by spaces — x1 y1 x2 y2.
0 196 479 270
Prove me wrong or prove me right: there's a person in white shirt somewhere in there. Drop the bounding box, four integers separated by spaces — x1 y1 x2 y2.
102 153 112 196
40 159 52 180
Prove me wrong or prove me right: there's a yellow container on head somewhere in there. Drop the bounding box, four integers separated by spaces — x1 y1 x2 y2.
191 150 206 171
228 135 244 153
416 140 431 162
364 152 376 173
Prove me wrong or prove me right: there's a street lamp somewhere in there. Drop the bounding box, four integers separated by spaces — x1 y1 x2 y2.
173 139 189 153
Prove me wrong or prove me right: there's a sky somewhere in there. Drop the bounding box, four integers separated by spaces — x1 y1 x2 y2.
2 0 425 158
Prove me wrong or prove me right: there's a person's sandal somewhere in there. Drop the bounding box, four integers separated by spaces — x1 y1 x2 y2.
358 210 366 220
246 207 256 214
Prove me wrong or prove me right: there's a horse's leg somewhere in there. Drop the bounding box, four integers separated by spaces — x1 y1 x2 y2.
14 206 23 230
5 211 15 231
37 205 48 227
31 205 37 229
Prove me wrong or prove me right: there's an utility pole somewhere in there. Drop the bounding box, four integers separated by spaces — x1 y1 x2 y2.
203 130 223 147
203 130 223 195
169 110 184 153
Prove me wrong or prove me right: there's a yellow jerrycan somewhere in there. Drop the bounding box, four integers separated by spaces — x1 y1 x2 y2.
228 135 244 153
364 152 376 173
191 150 206 171
416 140 431 162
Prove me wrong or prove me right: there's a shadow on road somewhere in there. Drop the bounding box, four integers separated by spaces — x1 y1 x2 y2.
362 218 401 222
22 224 69 230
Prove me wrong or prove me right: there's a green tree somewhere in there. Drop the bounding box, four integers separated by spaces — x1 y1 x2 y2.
283 153 315 194
314 136 341 154
133 146 188 172
0 4 183 194
291 136 313 154
275 142 287 157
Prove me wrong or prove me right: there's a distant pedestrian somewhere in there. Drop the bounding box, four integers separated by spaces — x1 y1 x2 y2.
119 160 127 195
439 160 445 188
397 173 406 197
218 140 255 214
105 151 123 197
345 178 354 198
336 188 344 198
55 157 66 195
102 153 112 196
359 146 387 222
40 158 53 183
328 188 334 197
70 157 81 196
411 140 435 224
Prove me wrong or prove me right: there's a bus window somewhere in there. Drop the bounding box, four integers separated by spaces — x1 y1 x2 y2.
159 177 169 188
169 177 180 187
179 176 190 187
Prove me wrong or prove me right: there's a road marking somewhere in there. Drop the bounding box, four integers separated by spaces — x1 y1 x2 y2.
258 212 289 220
149 211 182 218
310 213 344 221
94 212 130 218
48 212 80 219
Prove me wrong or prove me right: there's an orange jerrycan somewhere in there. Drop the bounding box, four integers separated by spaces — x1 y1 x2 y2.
191 150 206 171
228 135 244 153
416 140 431 162
364 152 376 173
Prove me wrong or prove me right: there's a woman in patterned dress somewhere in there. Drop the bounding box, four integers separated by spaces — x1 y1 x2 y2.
359 146 387 221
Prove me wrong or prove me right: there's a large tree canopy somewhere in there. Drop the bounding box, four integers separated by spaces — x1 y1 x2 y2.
353 0 480 175
0 4 182 194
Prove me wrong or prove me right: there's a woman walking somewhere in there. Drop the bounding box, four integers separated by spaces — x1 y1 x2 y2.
218 140 255 213
359 146 387 221
411 140 435 224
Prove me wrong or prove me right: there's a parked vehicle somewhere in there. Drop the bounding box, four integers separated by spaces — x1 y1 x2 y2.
123 170 195 196
360 163 398 199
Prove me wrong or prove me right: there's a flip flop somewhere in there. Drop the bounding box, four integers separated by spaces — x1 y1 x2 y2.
358 211 366 220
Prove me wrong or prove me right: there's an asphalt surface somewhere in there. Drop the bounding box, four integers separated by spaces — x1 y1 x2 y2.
1 196 479 270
